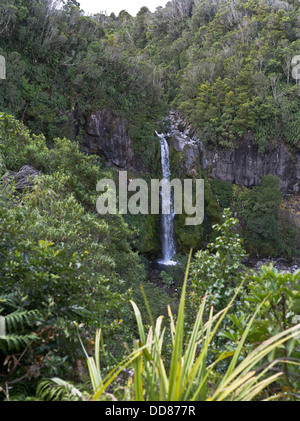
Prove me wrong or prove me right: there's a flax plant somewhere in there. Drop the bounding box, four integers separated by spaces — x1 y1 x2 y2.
118 249 300 401
48 249 299 401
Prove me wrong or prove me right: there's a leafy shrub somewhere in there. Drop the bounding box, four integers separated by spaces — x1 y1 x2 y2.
221 265 300 397
187 209 246 315
233 175 284 256
210 179 234 209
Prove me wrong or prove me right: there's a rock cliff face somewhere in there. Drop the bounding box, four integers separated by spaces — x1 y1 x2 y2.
84 108 299 194
84 109 148 172
167 111 300 194
202 135 300 193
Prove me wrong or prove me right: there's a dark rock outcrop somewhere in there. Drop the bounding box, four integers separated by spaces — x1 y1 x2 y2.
167 111 300 194
202 134 299 194
84 108 299 194
84 109 148 172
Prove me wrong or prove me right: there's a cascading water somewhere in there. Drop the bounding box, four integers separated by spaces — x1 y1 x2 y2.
156 131 177 266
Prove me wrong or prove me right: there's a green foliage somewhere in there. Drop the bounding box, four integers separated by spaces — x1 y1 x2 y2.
174 176 218 254
41 252 300 401
1 190 122 370
160 271 174 287
0 112 151 394
0 0 299 401
0 1 165 146
123 207 160 258
0 293 39 353
221 265 300 397
2 0 299 151
210 179 234 209
36 377 88 401
175 211 205 253
0 112 49 172
233 175 285 255
138 0 299 148
0 174 139 346
248 266 300 342
126 257 299 401
187 209 246 314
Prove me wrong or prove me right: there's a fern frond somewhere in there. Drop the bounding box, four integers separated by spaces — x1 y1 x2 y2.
0 332 37 351
0 293 40 352
36 378 88 401
0 292 18 305
4 309 39 333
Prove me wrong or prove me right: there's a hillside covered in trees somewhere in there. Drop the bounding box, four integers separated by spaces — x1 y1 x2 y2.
0 0 299 402
1 0 299 146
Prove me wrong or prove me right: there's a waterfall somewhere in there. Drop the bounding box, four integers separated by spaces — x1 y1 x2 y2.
156 131 177 266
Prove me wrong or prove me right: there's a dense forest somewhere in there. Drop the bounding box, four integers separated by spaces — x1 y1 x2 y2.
0 0 300 402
